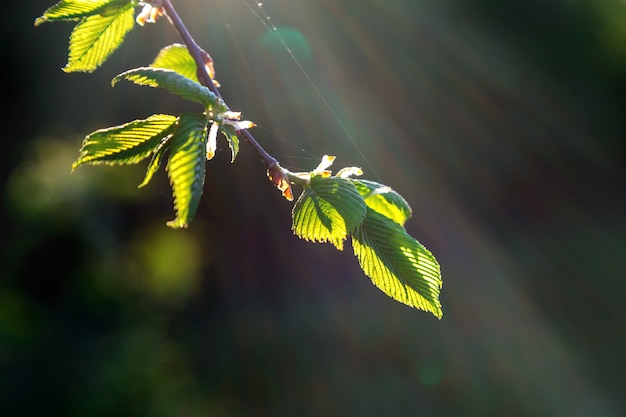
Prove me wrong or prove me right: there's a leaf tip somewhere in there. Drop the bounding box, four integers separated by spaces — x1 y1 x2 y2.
166 219 188 229
63 64 95 74
70 160 83 172
429 303 444 319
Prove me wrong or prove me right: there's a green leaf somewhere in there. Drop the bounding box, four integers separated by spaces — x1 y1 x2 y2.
352 179 412 225
292 176 367 250
166 113 209 228
35 0 128 26
220 124 240 163
150 43 200 83
113 67 218 108
352 208 443 318
63 1 136 72
72 114 178 169
139 134 172 188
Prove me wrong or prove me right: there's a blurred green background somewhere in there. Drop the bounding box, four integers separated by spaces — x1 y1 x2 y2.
2 0 625 416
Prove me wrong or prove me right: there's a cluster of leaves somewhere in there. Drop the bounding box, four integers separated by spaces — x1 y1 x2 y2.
35 0 443 318
290 157 442 317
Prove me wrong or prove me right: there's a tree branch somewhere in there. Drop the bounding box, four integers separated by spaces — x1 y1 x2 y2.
160 0 278 170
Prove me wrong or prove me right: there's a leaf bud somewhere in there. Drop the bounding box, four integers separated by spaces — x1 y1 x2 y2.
267 163 294 201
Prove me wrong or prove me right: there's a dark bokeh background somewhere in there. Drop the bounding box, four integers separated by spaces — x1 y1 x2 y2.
2 0 625 416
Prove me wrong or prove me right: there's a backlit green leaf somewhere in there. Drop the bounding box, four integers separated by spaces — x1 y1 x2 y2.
72 114 177 169
352 208 442 318
139 134 172 188
113 67 218 108
150 43 199 83
219 124 240 163
166 113 209 228
352 179 412 225
63 1 135 72
292 176 366 250
35 0 128 26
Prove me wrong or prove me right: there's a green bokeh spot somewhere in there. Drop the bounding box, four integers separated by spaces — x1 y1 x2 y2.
416 359 445 386
260 26 312 62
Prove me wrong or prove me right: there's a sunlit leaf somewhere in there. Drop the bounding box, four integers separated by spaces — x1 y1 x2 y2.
220 124 241 163
139 134 173 188
135 2 163 26
150 43 199 83
166 113 209 228
352 179 412 225
206 122 218 160
34 0 128 26
292 176 366 250
352 208 442 318
224 120 255 131
62 1 135 72
72 114 178 169
313 155 336 176
113 67 218 108
336 166 363 179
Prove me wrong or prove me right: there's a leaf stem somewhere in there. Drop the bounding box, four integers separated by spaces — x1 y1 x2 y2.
159 0 278 170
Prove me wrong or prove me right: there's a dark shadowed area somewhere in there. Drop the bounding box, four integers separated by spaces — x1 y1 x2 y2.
2 0 625 416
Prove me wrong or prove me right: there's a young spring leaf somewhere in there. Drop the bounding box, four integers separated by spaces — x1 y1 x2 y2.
34 0 124 25
165 113 209 228
59 1 136 72
150 43 200 83
207 113 253 163
292 176 367 250
113 67 218 108
352 179 412 226
352 208 443 318
139 135 172 188
72 114 178 170
219 124 240 163
208 122 244 163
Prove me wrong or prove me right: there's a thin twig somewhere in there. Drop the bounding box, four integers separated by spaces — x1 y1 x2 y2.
160 0 278 170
